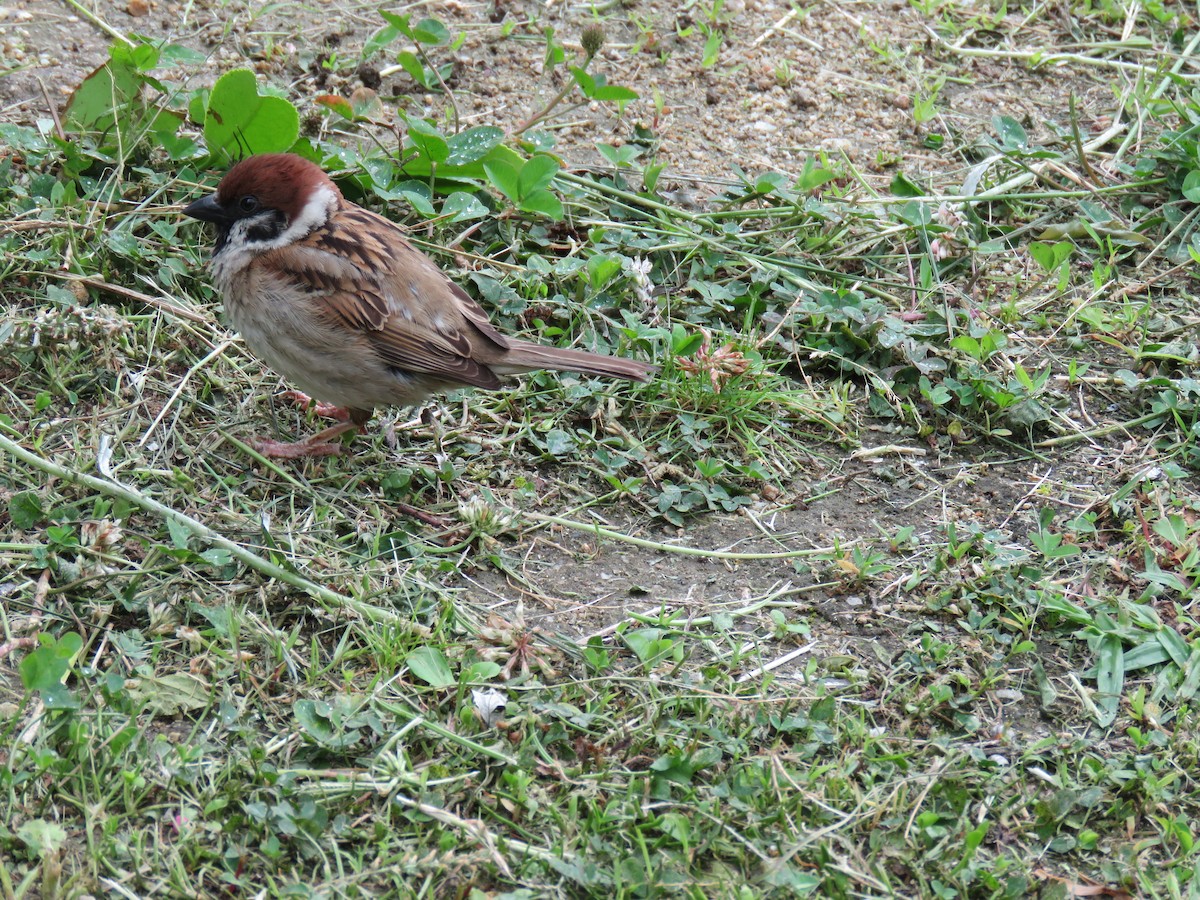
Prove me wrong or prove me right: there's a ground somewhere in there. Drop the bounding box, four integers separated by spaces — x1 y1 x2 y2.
1 0 1197 896
0 0 1115 624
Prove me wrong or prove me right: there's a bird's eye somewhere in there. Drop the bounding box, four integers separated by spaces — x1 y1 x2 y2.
239 195 261 213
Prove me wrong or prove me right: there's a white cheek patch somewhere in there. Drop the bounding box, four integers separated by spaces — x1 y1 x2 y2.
276 183 338 246
255 183 337 251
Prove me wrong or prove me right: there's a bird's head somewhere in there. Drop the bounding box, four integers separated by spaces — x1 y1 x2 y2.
183 154 341 255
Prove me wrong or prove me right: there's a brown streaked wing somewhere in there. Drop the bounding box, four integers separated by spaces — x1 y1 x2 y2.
447 281 512 353
367 315 505 389
275 200 510 389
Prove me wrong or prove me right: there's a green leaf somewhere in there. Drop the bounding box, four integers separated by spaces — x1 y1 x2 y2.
519 155 561 197
623 628 675 667
649 751 696 784
19 632 83 709
364 21 406 58
199 548 234 568
587 252 623 289
671 326 706 356
146 107 189 155
0 123 48 155
8 490 43 529
407 646 455 687
395 51 433 89
993 114 1028 150
64 53 142 135
294 699 335 742
890 172 926 197
204 68 300 162
796 158 836 192
596 143 622 167
380 11 415 38
401 190 436 217
157 43 208 67
592 84 638 102
657 812 691 845
461 661 503 683
411 17 450 45
1004 398 1051 429
442 191 489 222
167 516 191 551
115 40 160 71
484 159 522 203
1157 626 1192 668
1031 530 1079 559
188 91 208 125
446 126 504 165
1182 170 1200 202
404 116 449 164
569 65 596 96
643 161 665 193
1178 647 1200 701
1028 240 1073 272
519 190 564 220
1042 594 1093 626
544 428 576 456
702 30 723 67
1094 633 1123 727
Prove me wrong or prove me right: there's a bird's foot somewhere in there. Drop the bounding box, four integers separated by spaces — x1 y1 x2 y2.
278 390 351 422
249 422 360 458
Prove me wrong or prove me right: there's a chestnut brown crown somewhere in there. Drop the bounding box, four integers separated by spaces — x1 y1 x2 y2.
216 153 337 222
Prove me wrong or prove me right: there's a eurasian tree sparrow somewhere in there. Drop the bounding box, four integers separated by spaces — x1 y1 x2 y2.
183 153 655 458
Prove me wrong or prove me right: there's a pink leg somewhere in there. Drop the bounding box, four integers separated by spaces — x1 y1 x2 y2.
249 421 361 458
279 390 351 422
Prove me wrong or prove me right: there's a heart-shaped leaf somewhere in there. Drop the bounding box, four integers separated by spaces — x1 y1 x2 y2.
204 68 299 163
447 126 504 166
64 54 142 135
518 155 560 197
519 189 563 220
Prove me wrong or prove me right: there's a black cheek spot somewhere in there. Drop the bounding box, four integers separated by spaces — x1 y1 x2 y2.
244 210 288 244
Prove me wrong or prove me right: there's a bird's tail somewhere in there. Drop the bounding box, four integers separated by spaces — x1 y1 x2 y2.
495 341 656 383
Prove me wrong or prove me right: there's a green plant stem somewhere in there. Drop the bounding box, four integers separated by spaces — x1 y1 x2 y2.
520 510 850 559
1034 411 1166 449
513 57 592 136
418 44 459 133
376 699 516 764
61 0 133 45
925 29 1170 74
558 170 700 222
626 581 834 628
0 429 405 624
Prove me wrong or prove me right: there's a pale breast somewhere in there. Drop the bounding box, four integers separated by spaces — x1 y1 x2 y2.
217 265 438 411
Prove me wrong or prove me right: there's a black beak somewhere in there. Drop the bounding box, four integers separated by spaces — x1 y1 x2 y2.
182 193 229 224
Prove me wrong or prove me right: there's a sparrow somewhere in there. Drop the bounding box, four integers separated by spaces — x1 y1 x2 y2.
183 153 655 458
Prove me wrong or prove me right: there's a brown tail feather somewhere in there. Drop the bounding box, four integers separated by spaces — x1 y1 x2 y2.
494 340 656 383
